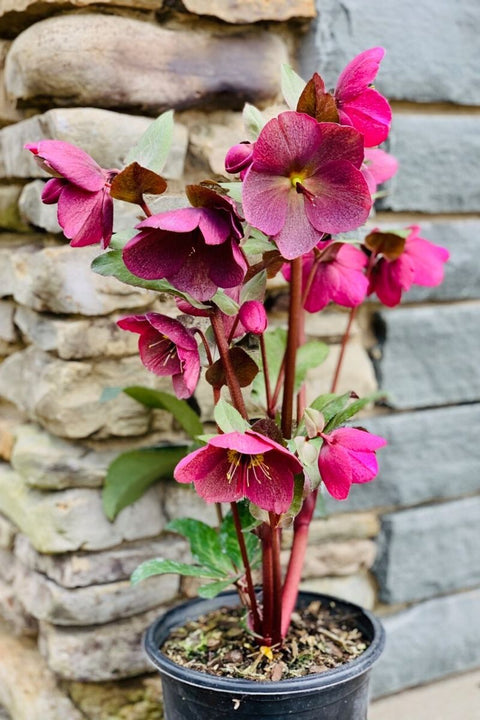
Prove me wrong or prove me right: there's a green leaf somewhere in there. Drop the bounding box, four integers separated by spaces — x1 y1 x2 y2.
220 504 260 570
198 578 237 598
286 474 307 517
109 229 137 250
167 518 234 576
220 181 243 203
91 250 175 292
242 229 273 257
309 392 351 424
243 103 266 140
102 445 189 521
131 558 222 585
212 289 239 316
123 387 203 438
325 391 386 431
281 63 306 110
294 340 329 392
240 269 267 304
124 110 174 174
251 327 287 407
214 398 250 434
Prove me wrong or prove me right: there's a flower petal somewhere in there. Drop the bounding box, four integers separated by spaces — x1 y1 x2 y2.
338 89 392 147
175 446 244 503
28 140 107 191
123 228 187 280
57 186 108 247
245 453 294 514
242 170 290 236
335 47 386 102
272 190 324 259
252 112 323 174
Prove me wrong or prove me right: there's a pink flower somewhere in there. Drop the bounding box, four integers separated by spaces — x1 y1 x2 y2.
238 301 268 334
174 430 302 514
334 47 392 147
369 225 450 307
318 427 387 500
284 240 369 312
117 313 200 399
25 140 116 248
362 148 398 195
225 142 254 179
242 112 372 260
123 192 247 302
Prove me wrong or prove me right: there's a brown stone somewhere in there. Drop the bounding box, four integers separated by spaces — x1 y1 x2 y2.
182 0 316 24
5 14 287 113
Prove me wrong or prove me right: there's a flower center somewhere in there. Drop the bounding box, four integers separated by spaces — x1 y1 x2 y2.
225 450 270 487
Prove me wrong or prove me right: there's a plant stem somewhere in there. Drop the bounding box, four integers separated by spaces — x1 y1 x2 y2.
330 305 358 393
139 198 152 217
269 513 283 645
281 257 302 439
231 502 261 634
259 334 274 418
280 491 316 637
211 309 248 419
260 522 274 645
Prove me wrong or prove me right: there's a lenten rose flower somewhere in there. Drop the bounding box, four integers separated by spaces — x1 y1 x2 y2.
174 430 302 514
334 47 392 147
242 112 372 260
361 148 398 195
123 192 247 302
283 240 368 312
318 427 387 500
225 142 254 179
369 225 450 307
25 140 116 248
117 313 200 399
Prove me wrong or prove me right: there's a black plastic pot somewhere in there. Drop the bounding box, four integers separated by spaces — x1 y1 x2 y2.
144 590 385 720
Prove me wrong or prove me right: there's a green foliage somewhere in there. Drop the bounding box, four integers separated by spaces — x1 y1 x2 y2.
214 398 250 434
124 110 174 174
212 289 239 316
102 445 189 520
281 64 306 110
294 340 329 392
243 103 266 140
123 386 203 438
167 518 235 576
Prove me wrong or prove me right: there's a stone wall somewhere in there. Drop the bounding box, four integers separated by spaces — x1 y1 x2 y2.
0 1 478 718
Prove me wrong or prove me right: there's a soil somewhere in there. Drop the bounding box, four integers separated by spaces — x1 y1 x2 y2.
161 599 370 682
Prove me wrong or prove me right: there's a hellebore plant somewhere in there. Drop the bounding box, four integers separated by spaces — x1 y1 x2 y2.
26 48 449 649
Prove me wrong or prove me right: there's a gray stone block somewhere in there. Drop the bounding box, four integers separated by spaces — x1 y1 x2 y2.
302 0 480 105
381 115 480 213
374 497 480 604
376 303 480 409
371 589 480 697
325 404 480 512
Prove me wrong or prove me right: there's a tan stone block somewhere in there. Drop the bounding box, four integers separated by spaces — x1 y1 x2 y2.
0 513 16 550
282 539 377 578
301 572 377 609
0 577 38 637
306 339 378 401
65 676 163 720
5 15 287 112
0 185 29 231
282 512 381 547
0 41 24 127
182 0 316 23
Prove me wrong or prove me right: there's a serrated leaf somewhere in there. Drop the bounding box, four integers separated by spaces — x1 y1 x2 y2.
214 398 250 434
220 504 261 571
294 340 329 392
124 110 174 174
198 578 237 598
102 445 189 520
131 558 222 585
281 64 306 110
123 386 203 438
167 518 234 576
324 391 386 431
309 392 351 423
243 103 266 140
110 162 167 205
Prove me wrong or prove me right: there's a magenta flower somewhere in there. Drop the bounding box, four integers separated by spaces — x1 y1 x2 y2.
242 112 372 260
225 142 254 179
25 140 116 248
284 240 369 313
362 148 398 195
174 430 302 514
318 427 387 500
117 313 200 399
369 225 450 307
123 193 247 302
238 301 268 334
334 47 392 147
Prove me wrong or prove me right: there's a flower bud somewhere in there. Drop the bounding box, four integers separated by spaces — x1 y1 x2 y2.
303 407 325 437
238 301 268 334
225 142 254 175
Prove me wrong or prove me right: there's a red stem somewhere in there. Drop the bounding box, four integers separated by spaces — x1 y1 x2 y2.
330 305 358 393
139 199 152 217
259 334 274 418
261 522 274 645
231 502 262 635
281 257 302 439
269 513 283 645
210 309 248 419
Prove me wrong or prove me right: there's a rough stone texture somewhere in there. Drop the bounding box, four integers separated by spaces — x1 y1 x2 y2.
301 572 376 609
65 676 163 720
376 303 480 409
306 339 378 400
0 347 174 439
372 218 480 303
38 606 162 680
163 481 226 527
182 0 315 23
290 512 380 544
10 424 116 489
302 0 480 105
0 627 83 720
282 539 376 578
14 563 179 625
0 464 165 553
5 15 287 113
325 404 480 512
0 514 16 550
0 301 19 356
374 497 480 604
0 577 37 636
0 185 28 231
14 532 187 588
2 242 154 315
0 41 24 126
380 115 480 213
0 107 188 180
371 589 480 698
14 306 140 361
0 404 22 463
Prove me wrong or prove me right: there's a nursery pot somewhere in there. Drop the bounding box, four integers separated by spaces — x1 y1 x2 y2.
144 590 385 720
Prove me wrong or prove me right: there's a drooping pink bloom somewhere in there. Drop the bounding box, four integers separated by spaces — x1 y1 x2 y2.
25 140 116 248
369 225 450 307
334 47 392 147
225 142 254 179
242 112 372 260
361 148 398 195
238 301 268 334
284 240 369 312
318 427 387 500
117 313 200 399
174 430 302 514
123 194 247 302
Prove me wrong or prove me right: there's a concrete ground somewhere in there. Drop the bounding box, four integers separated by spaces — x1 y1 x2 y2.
369 669 480 720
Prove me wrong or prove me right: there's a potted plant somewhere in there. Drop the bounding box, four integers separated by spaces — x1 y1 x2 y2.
25 47 449 719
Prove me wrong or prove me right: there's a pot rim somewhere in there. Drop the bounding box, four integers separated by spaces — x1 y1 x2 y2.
144 590 385 697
